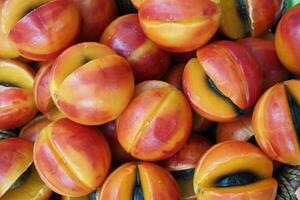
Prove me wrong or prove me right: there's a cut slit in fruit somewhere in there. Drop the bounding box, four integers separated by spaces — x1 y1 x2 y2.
215 171 261 187
133 165 144 200
285 85 300 143
0 82 19 88
236 0 251 36
206 75 246 115
10 166 32 190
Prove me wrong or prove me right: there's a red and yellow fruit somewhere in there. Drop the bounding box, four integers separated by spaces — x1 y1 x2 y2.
183 41 263 122
33 118 111 197
3 0 81 61
252 80 300 165
117 81 192 161
49 42 134 126
0 59 37 129
99 162 180 200
101 14 170 82
275 4 300 75
194 141 278 200
138 0 221 52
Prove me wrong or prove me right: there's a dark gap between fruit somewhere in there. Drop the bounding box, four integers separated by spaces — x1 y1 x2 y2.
10 166 32 189
171 168 195 180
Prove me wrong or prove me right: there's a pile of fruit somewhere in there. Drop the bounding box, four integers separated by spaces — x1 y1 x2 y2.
0 0 299 199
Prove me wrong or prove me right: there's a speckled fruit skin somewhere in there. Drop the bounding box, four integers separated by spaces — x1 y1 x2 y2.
0 59 37 129
49 42 135 126
275 4 300 75
194 141 278 200
101 14 170 82
4 0 81 61
99 162 180 200
252 80 300 165
33 118 111 197
138 0 221 52
117 81 192 161
183 41 263 122
0 138 33 197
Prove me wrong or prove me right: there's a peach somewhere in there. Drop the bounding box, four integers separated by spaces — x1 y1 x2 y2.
19 115 51 142
275 4 300 75
220 0 282 39
0 59 37 129
99 162 180 200
0 138 33 197
61 196 89 200
252 80 300 165
138 0 221 52
34 61 64 121
238 38 289 90
1 166 52 200
183 41 263 122
194 141 277 200
131 0 145 9
101 14 170 82
161 134 212 200
3 0 81 61
33 118 111 197
216 114 254 143
74 0 117 41
99 121 134 165
117 81 192 161
0 0 19 59
49 42 134 125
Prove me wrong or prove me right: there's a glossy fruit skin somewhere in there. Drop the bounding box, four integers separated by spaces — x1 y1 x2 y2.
1 166 52 200
238 38 289 90
99 162 180 200
101 14 170 82
33 118 111 197
0 138 33 197
74 0 117 41
194 141 278 200
5 0 81 61
183 41 263 122
161 134 212 200
19 115 51 142
138 0 221 52
252 80 300 165
117 82 192 161
34 62 64 121
49 42 134 126
220 0 282 39
0 59 37 129
275 4 300 75
216 114 254 142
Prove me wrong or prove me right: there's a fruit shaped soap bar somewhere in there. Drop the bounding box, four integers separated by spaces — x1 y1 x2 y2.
49 42 134 126
117 81 192 161
2 0 81 61
238 38 289 90
253 79 300 165
138 0 221 52
161 134 212 200
183 41 263 122
99 162 180 200
194 141 278 200
220 0 282 39
101 14 170 82
275 4 300 75
19 115 51 142
74 0 117 41
0 59 37 129
33 118 111 197
216 114 254 143
34 61 64 121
